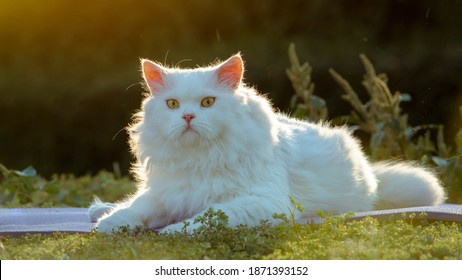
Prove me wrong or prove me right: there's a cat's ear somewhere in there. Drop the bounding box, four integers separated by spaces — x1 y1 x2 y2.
216 54 243 90
141 59 166 94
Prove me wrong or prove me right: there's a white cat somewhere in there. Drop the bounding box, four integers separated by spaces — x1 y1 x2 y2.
89 54 446 233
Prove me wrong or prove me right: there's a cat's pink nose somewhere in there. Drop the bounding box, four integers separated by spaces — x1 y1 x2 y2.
182 114 195 124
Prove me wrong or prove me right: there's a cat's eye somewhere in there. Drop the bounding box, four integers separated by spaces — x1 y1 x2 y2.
166 99 180 109
201 97 216 108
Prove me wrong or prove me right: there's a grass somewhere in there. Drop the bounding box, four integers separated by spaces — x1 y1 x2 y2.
1 210 461 260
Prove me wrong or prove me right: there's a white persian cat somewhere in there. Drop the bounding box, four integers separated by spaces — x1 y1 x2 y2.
89 54 446 233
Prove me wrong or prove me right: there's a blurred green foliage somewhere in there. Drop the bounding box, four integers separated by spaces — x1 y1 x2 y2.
0 163 135 208
1 0 462 176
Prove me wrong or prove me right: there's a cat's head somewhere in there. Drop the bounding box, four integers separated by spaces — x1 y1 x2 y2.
137 55 246 150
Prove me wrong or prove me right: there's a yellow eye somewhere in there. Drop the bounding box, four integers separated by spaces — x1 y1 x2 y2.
201 96 216 108
166 99 180 109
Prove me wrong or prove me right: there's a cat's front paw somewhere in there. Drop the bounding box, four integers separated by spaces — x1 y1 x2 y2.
95 213 141 233
160 220 200 234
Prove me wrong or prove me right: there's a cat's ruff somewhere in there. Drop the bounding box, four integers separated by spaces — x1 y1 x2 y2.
89 54 446 233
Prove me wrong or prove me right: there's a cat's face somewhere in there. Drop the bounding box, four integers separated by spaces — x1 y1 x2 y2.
139 55 244 149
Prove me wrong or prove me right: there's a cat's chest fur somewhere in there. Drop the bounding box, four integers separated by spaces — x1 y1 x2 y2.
149 145 263 192
143 153 255 223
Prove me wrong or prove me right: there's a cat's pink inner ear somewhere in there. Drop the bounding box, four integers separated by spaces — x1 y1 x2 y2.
216 55 243 90
142 59 165 94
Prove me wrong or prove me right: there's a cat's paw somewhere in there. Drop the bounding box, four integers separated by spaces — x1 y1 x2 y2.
95 213 140 234
88 199 116 222
160 220 200 234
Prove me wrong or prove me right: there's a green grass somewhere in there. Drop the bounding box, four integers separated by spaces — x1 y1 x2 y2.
1 211 461 260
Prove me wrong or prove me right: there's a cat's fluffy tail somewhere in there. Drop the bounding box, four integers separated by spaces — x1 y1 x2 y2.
372 162 446 210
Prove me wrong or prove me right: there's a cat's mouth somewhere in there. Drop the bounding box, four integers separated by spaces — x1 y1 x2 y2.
178 125 202 145
182 125 198 135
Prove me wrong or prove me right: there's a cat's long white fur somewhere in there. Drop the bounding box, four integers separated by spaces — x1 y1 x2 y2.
89 55 446 233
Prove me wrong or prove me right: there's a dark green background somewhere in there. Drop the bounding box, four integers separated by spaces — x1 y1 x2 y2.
1 0 461 177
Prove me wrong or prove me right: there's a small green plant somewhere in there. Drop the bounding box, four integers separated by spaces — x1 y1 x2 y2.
286 43 328 121
329 54 447 162
159 208 285 259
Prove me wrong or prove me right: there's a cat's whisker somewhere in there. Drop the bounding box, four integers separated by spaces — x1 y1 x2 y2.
201 126 227 161
175 58 193 68
125 82 143 92
210 136 225 160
